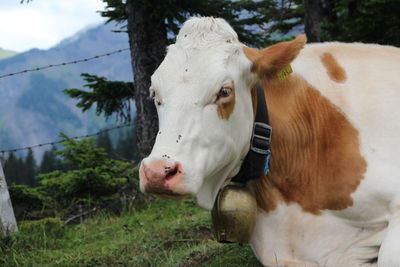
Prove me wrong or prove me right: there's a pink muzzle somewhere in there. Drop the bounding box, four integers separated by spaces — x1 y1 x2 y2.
139 160 184 196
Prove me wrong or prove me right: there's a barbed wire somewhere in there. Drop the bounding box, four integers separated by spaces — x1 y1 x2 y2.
0 123 134 154
0 48 130 79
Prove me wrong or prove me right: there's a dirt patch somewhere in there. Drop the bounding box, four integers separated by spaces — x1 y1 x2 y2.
196 226 214 240
178 250 216 267
158 226 214 249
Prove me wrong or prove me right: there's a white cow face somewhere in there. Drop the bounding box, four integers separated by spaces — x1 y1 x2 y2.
139 17 255 209
138 17 306 210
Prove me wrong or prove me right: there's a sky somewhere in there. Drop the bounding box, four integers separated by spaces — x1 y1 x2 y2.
0 0 107 52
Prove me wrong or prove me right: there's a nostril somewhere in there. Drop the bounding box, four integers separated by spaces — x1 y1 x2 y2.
164 163 182 180
165 167 178 180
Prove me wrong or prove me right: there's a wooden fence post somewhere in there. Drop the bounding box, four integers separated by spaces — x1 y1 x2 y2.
0 160 18 236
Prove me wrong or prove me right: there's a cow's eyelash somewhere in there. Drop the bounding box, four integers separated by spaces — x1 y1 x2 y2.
217 87 232 98
215 86 233 103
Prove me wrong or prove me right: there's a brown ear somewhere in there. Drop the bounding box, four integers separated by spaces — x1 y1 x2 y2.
243 35 307 79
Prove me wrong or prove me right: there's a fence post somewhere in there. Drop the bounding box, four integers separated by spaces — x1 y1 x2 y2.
0 160 18 236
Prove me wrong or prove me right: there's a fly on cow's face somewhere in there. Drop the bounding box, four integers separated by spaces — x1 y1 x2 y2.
149 88 162 106
149 89 155 99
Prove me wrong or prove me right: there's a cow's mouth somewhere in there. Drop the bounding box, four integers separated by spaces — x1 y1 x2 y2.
144 180 181 197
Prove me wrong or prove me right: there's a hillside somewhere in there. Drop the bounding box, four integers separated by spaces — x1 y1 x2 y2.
0 200 261 266
0 23 134 157
0 48 16 60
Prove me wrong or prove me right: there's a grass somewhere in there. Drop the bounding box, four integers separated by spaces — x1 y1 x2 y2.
0 199 262 266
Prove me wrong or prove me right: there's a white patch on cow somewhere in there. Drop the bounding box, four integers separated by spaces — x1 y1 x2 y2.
176 17 238 50
251 204 386 266
377 196 400 266
141 17 255 209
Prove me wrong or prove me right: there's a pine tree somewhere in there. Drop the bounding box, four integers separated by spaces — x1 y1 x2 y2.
302 0 400 45
4 153 23 185
4 153 16 184
16 157 25 185
115 126 137 162
96 131 113 158
324 0 400 46
64 74 134 122
39 147 62 174
24 150 37 186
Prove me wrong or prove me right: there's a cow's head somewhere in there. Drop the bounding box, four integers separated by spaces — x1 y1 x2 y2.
139 17 306 210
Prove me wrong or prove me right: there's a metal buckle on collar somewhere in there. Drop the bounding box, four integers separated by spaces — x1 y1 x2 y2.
250 122 272 155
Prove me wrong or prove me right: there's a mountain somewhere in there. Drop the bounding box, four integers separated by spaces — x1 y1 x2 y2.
0 23 134 158
0 48 17 60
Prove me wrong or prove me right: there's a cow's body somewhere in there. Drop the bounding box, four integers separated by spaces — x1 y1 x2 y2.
250 42 400 266
139 17 400 266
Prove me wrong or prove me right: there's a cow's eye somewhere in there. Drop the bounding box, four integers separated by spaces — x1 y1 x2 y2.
217 87 232 100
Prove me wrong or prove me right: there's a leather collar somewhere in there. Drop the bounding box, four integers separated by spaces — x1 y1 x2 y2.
231 85 272 183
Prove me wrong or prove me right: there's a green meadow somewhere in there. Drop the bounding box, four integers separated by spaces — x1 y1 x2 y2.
0 199 261 267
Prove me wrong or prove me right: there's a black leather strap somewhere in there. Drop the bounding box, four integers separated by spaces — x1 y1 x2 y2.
231 85 272 183
255 85 269 124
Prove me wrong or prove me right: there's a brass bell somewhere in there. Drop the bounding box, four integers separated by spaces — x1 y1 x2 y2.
211 182 258 244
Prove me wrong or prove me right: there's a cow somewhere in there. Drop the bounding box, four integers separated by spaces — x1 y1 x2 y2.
139 17 400 267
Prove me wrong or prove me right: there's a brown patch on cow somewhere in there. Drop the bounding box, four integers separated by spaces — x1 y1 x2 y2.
253 75 366 214
217 86 236 120
243 35 306 80
251 87 258 118
253 174 284 212
321 52 347 83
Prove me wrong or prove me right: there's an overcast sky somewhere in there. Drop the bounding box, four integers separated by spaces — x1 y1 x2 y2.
0 0 107 52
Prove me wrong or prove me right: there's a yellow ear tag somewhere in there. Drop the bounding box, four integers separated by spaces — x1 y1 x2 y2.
277 64 293 80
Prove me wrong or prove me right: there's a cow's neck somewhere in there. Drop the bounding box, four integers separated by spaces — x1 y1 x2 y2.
254 75 367 215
